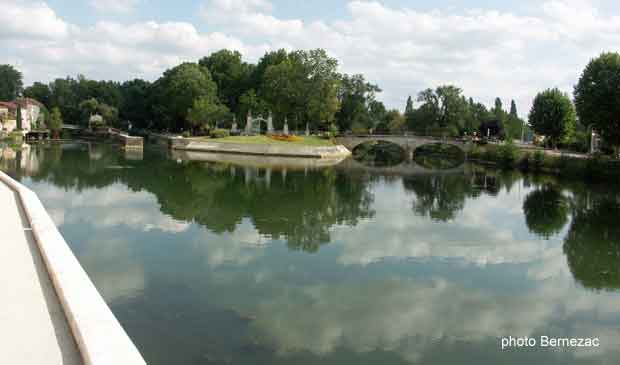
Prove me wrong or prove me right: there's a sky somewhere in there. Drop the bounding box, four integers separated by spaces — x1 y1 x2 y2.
2 0 620 117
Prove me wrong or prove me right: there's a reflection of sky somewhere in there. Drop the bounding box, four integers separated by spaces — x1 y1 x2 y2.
17 171 620 364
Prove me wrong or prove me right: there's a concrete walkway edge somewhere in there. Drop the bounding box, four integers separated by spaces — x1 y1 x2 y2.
0 171 146 365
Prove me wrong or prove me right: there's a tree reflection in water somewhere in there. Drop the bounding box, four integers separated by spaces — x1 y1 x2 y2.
5 143 620 293
522 185 570 239
564 196 620 291
11 143 376 253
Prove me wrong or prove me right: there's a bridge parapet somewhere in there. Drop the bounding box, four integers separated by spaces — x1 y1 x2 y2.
335 135 472 153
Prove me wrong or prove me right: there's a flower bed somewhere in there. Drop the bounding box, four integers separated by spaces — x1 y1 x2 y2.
268 134 301 142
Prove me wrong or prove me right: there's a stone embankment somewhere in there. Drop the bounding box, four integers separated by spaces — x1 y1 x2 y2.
149 133 351 159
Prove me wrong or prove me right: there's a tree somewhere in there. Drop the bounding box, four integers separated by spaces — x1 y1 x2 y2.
16 105 22 130
23 82 51 107
416 85 466 135
187 96 230 134
0 65 23 100
150 63 218 131
574 52 620 154
302 49 340 129
119 79 151 129
199 50 252 116
79 98 118 127
528 88 576 149
509 100 518 118
386 110 406 133
49 107 63 138
494 97 503 117
238 89 267 125
336 74 381 132
405 96 414 116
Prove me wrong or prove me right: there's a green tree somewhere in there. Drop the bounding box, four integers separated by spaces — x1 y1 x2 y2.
79 98 118 127
387 110 406 133
494 97 503 117
574 52 620 155
238 89 267 126
49 107 63 138
416 85 465 135
23 82 51 107
199 50 252 116
336 74 381 132
187 96 230 134
509 100 518 118
119 79 151 129
405 96 414 115
150 63 218 131
0 65 23 100
302 49 340 129
528 88 576 149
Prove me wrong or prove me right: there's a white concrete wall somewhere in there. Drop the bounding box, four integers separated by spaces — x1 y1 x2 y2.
0 171 147 365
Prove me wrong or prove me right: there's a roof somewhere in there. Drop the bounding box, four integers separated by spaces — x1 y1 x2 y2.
14 98 44 108
0 101 17 110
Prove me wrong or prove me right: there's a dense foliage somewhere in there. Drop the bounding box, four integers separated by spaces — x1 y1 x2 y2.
528 88 576 149
0 65 23 100
405 87 527 139
574 52 620 154
17 49 390 135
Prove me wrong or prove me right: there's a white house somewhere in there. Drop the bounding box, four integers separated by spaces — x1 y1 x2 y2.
0 98 43 133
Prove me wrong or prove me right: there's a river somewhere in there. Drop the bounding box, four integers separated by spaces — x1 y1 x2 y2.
2 142 620 364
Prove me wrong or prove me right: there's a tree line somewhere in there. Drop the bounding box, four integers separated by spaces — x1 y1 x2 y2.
7 49 386 135
2 49 620 154
2 48 525 138
400 87 527 139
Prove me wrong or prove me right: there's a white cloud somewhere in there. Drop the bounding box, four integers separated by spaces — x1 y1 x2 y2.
0 1 70 40
35 182 191 234
90 0 141 14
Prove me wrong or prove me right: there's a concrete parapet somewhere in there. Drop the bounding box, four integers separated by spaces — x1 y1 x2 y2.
0 171 147 365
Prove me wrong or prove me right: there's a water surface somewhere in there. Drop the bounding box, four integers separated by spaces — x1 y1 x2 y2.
2 143 620 364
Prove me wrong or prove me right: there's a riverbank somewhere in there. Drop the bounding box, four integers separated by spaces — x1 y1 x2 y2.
469 144 620 181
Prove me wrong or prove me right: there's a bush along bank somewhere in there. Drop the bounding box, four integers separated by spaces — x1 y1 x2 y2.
468 144 620 182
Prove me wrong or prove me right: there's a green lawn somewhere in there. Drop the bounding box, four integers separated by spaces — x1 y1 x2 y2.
194 135 335 146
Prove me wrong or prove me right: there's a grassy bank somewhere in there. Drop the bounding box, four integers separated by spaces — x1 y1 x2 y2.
193 135 335 146
469 144 620 181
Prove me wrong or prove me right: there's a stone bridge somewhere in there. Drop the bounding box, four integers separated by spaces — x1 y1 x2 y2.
335 135 473 155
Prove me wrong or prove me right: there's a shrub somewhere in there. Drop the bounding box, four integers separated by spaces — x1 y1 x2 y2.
209 129 230 139
182 131 191 138
497 142 519 167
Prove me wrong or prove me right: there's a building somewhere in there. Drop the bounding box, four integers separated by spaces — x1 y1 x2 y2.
0 101 18 133
0 98 43 133
14 98 43 131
